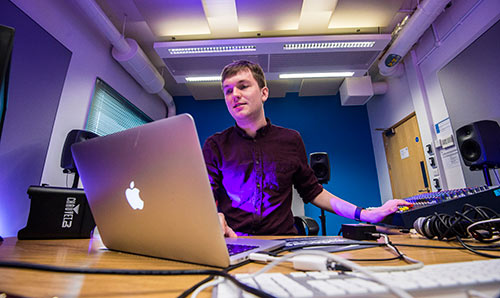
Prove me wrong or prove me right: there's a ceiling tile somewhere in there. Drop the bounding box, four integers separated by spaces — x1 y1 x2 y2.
135 0 211 36
269 51 381 72
329 0 404 29
236 0 303 32
267 80 290 98
186 82 224 100
203 0 239 37
298 0 338 32
163 54 269 77
299 78 344 97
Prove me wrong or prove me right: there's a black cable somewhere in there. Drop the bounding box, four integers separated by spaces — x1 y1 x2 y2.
411 204 500 258
176 259 252 298
0 260 275 298
393 243 475 249
177 276 214 298
179 232 497 296
384 235 406 259
176 222 498 296
457 237 500 258
274 232 499 256
269 234 402 262
415 204 500 242
465 245 500 251
396 242 500 262
348 256 401 262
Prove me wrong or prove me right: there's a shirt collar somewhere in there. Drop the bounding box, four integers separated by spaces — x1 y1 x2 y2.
234 118 272 139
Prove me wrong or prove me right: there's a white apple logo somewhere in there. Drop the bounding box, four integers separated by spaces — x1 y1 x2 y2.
125 181 144 210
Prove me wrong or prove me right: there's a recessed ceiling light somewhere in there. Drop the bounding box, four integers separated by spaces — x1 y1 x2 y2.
283 41 375 50
168 45 256 55
185 76 221 82
279 72 355 79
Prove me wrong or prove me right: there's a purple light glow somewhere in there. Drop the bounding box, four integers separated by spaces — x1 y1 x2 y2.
0 1 71 237
221 160 287 216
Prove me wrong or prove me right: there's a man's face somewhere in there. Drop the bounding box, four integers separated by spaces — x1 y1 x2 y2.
222 69 268 123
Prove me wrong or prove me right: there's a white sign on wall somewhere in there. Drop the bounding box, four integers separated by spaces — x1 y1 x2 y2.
400 147 409 160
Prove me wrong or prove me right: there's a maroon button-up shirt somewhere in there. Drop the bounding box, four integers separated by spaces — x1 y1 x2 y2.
202 119 323 235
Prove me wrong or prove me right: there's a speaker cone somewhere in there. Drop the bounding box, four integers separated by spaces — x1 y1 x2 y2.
460 139 481 162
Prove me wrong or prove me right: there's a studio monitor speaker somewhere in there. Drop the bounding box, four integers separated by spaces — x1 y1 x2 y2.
456 120 500 169
310 152 330 184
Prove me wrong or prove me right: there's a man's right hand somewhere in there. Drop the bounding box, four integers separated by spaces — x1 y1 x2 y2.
218 212 237 238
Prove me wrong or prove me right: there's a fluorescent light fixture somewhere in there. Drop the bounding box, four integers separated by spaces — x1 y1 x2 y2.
168 45 256 55
283 41 375 50
279 72 354 79
185 76 221 82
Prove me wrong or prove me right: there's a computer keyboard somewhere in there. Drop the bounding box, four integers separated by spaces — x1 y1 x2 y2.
212 259 500 297
282 237 356 248
279 236 376 252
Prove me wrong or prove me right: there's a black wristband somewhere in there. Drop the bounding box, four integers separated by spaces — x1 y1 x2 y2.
354 206 364 221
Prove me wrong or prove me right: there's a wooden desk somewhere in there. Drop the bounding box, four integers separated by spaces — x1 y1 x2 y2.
0 234 498 297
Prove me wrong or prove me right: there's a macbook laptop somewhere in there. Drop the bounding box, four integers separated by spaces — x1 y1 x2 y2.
71 114 284 267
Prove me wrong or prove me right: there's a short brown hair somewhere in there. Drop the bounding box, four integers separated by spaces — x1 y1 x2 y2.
221 60 266 89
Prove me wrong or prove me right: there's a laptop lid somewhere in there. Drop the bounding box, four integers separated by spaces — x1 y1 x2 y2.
71 114 284 267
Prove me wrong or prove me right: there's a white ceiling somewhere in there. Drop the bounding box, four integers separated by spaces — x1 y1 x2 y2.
94 0 418 100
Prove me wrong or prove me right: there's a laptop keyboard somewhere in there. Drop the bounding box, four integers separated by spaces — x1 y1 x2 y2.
212 259 500 297
227 244 259 256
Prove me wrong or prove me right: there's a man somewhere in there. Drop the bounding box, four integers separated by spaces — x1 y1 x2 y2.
202 60 411 237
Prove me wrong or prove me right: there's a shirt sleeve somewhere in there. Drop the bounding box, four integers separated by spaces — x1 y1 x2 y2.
292 132 323 203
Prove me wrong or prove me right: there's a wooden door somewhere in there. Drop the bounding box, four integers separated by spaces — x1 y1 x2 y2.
383 113 430 199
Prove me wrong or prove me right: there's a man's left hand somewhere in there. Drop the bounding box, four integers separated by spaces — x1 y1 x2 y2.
362 199 413 223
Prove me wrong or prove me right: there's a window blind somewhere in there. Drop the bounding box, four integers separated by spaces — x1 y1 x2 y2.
86 78 152 136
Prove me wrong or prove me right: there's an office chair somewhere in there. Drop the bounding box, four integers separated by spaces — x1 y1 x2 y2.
61 129 99 188
294 215 319 236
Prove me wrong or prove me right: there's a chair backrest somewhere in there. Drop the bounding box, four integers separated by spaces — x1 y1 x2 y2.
294 216 319 236
61 130 99 173
61 129 99 188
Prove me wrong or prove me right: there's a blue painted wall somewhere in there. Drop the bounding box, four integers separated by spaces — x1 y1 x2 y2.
175 92 380 235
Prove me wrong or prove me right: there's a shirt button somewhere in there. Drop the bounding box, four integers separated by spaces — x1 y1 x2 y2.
257 183 261 188
256 160 260 165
